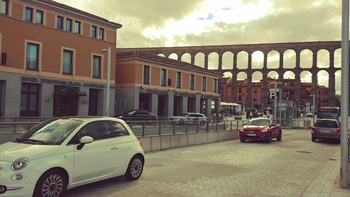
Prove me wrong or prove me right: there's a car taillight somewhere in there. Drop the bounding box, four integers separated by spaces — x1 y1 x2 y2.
337 128 340 133
311 126 315 131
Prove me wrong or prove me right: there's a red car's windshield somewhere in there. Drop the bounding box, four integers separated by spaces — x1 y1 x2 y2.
247 119 270 126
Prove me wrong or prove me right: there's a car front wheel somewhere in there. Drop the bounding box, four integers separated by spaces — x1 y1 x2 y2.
240 138 246 142
276 130 282 141
33 169 67 197
266 132 272 143
124 155 144 181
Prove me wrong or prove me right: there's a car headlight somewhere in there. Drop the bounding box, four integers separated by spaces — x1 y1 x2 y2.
11 157 29 171
261 128 268 132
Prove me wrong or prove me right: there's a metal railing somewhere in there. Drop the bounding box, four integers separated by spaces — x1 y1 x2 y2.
0 117 313 135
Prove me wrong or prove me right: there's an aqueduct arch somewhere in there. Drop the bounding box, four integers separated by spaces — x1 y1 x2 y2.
117 41 346 110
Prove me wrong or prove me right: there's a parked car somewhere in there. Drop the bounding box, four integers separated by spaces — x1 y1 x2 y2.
0 116 145 197
305 112 314 117
311 118 340 142
169 112 207 124
115 110 157 121
239 117 282 143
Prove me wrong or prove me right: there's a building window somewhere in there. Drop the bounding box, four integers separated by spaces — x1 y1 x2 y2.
161 69 166 86
202 77 206 91
253 95 257 101
190 74 195 90
1 0 8 15
238 88 242 93
254 87 257 93
213 79 217 93
26 43 39 70
20 83 39 117
56 16 63 29
66 18 72 32
25 7 33 22
62 50 73 75
238 95 242 101
92 55 101 78
91 26 97 38
176 72 181 88
99 28 104 40
35 10 43 24
74 21 81 34
143 65 150 84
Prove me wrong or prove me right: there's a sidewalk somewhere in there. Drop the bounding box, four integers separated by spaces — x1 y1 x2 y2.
302 148 350 197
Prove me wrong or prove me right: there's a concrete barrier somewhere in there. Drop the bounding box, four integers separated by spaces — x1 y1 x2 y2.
139 130 239 152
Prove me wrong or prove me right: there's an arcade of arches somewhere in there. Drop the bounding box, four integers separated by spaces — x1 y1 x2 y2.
117 41 349 112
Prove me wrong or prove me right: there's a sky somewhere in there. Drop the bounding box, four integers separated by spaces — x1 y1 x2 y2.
56 0 344 94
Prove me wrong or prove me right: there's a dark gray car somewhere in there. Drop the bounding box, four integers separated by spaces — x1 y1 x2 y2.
311 119 340 142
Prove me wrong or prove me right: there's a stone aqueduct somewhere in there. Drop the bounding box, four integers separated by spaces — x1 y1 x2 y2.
117 41 350 111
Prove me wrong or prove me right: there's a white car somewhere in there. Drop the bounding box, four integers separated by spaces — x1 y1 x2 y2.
0 116 145 197
169 112 208 124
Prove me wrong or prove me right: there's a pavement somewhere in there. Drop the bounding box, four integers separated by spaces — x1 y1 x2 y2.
226 115 350 196
301 148 350 197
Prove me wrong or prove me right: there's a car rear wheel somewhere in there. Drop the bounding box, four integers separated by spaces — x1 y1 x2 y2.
33 169 67 197
312 137 316 142
276 130 282 141
266 132 272 143
124 155 144 181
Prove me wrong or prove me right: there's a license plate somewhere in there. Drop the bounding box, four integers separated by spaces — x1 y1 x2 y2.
320 129 331 133
247 133 256 136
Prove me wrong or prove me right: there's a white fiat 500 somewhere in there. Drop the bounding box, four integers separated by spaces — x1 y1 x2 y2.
0 116 145 197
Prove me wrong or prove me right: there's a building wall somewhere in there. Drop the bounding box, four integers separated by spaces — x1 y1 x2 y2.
115 56 221 117
0 0 121 117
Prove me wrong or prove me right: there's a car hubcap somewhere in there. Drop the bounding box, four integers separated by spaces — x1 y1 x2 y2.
41 174 64 197
131 158 143 177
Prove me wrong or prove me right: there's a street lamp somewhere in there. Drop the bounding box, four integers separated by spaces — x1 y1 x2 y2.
102 47 111 116
310 94 315 122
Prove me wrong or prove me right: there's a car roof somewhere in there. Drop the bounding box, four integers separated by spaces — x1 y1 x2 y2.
49 116 122 122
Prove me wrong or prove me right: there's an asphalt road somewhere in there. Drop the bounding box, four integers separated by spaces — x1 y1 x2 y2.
65 129 341 197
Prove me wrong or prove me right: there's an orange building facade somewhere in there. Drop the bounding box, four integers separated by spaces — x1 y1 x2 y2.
115 51 222 118
0 0 121 117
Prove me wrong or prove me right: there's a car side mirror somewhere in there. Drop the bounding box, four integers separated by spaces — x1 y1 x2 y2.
77 136 93 150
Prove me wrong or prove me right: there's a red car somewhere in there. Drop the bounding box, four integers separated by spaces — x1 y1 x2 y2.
239 118 282 143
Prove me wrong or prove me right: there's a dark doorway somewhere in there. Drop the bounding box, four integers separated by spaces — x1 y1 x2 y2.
173 96 181 115
158 95 167 118
188 97 196 112
89 89 99 116
53 86 85 117
139 93 151 111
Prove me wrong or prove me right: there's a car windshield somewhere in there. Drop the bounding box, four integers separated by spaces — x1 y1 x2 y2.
247 119 270 126
14 119 82 145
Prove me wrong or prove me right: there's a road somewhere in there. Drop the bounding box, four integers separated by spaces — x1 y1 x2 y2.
65 129 341 197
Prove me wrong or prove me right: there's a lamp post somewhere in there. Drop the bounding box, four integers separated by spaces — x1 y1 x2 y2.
102 47 111 116
310 94 315 122
273 81 282 122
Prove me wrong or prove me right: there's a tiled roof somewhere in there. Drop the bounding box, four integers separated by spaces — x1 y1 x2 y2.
116 51 222 76
36 0 122 27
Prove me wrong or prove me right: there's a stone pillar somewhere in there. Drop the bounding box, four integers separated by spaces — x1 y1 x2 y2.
151 94 159 115
167 91 174 117
204 54 209 69
195 94 201 113
181 96 188 114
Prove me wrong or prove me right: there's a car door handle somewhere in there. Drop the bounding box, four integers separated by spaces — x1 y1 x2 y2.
111 146 119 150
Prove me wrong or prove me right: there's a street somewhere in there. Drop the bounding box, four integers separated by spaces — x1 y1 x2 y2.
65 129 342 197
